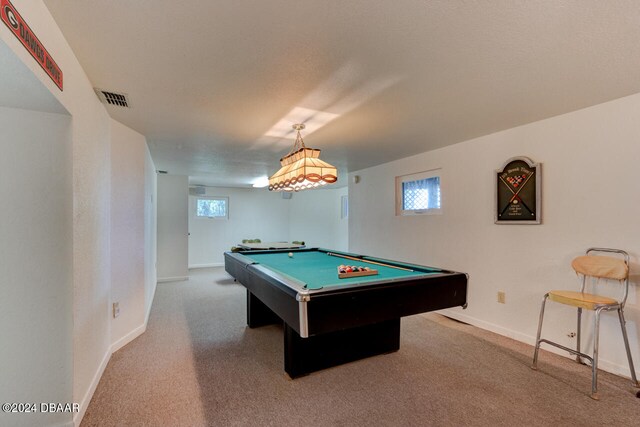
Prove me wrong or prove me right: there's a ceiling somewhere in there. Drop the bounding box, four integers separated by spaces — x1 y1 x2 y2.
43 0 640 188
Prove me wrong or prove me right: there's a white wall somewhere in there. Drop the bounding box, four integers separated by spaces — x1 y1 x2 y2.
0 6 115 414
0 106 73 427
1 2 113 422
288 186 348 251
144 146 158 321
188 187 290 267
110 119 149 349
157 174 188 280
187 186 349 267
1 4 157 425
349 92 640 378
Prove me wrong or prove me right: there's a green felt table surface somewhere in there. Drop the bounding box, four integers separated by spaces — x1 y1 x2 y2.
243 250 439 290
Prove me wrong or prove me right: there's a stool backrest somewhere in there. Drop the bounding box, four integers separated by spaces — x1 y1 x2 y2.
571 248 630 307
571 255 628 280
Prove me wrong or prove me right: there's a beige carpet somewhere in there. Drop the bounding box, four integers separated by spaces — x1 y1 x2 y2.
81 268 640 426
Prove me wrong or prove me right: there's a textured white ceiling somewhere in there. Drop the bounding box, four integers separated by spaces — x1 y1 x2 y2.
43 0 640 187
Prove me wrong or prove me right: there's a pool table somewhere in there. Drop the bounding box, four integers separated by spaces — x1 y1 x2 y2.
224 247 468 378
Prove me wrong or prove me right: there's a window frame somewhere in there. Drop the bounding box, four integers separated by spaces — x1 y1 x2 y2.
395 169 442 216
341 195 349 219
194 196 229 220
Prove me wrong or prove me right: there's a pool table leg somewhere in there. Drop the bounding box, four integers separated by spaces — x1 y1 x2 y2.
246 290 281 328
284 318 401 378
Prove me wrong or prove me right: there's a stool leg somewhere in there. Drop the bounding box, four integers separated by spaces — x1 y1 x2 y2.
618 308 639 388
532 294 549 370
576 307 583 364
591 309 602 400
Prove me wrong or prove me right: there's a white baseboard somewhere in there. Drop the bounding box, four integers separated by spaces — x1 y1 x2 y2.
157 275 189 283
189 262 223 269
111 323 146 353
436 308 638 380
438 309 532 344
74 285 156 427
145 280 157 326
73 345 111 427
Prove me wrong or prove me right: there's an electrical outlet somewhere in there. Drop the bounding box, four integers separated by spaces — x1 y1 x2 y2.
113 302 120 318
567 332 576 338
497 291 506 304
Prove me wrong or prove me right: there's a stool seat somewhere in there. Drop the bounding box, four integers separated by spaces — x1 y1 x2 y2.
548 290 618 310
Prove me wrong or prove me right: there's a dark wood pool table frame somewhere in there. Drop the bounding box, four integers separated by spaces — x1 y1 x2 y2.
224 248 468 378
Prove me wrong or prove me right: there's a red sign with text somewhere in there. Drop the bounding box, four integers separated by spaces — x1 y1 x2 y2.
1 0 63 90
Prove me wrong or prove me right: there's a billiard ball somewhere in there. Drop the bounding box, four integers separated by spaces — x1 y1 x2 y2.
288 252 293 258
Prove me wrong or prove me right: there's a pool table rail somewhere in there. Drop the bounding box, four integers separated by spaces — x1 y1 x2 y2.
228 248 457 292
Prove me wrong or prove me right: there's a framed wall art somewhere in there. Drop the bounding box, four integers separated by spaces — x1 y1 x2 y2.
495 157 541 224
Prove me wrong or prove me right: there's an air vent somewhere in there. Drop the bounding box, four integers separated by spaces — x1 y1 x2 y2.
189 186 206 196
94 88 131 108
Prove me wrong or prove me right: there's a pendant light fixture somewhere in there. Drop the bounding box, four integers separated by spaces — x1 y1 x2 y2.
268 124 338 192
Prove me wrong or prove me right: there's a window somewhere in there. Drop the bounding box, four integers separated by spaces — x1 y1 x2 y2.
396 169 441 216
341 195 349 219
195 197 228 219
